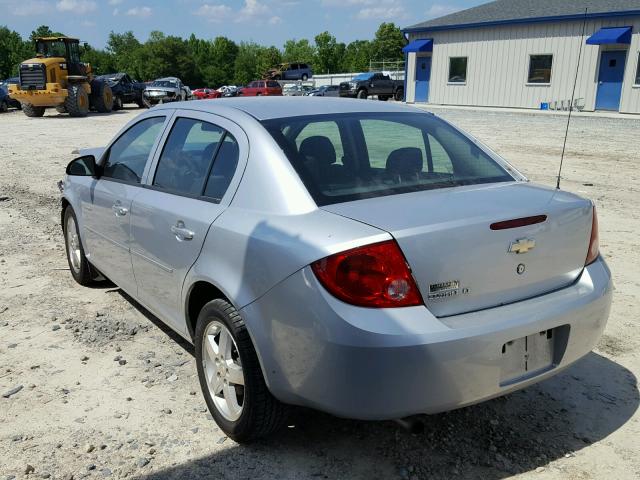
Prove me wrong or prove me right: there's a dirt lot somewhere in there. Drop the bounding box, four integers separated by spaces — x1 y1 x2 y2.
1 105 639 480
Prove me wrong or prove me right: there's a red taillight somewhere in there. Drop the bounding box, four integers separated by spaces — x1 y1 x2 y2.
311 240 423 308
585 206 599 265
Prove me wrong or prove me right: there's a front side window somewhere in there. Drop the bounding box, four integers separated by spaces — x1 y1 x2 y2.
528 55 553 84
103 116 165 183
635 53 640 85
262 113 513 206
448 57 467 83
36 40 66 58
153 118 225 196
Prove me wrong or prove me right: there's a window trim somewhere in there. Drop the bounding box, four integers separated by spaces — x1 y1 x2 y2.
100 115 167 186
527 54 553 85
447 56 468 84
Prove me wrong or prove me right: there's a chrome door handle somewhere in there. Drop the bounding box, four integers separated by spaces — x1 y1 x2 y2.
171 221 194 241
112 204 128 216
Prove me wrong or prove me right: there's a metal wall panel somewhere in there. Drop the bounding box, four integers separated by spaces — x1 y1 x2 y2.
408 17 640 114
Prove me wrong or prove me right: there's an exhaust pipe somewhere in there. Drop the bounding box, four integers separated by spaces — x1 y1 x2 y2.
394 417 424 434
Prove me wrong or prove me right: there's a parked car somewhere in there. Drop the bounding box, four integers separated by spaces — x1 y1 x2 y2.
60 97 611 442
238 80 282 96
265 62 312 81
193 88 222 100
282 84 313 96
96 73 146 110
340 72 404 100
0 77 21 110
143 77 188 105
219 86 239 97
307 85 340 97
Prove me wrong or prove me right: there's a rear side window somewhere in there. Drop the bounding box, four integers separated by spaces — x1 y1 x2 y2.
103 116 165 183
262 112 513 206
153 118 224 196
203 134 239 201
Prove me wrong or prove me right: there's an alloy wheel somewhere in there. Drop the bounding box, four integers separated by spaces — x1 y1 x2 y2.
202 320 245 421
66 216 81 274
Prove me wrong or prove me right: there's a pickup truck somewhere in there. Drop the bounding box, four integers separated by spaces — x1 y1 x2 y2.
339 72 404 101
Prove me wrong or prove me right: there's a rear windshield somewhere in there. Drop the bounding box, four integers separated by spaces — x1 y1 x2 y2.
151 81 176 88
262 112 514 206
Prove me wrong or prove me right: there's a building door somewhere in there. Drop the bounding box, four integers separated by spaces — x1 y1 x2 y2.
415 56 431 102
595 51 626 111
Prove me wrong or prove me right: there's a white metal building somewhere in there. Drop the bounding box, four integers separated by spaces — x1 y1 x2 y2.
402 0 640 114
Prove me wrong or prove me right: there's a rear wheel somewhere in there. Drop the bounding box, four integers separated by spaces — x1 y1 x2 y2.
65 84 90 117
0 99 8 113
22 103 45 117
357 89 368 99
394 88 404 101
90 80 113 113
63 207 97 286
195 299 289 442
301 74 308 81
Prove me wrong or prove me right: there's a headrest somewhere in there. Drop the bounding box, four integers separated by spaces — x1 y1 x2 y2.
299 136 337 166
386 147 423 176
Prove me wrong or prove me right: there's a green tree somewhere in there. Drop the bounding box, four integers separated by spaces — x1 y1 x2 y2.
205 36 239 87
341 40 372 72
106 31 143 77
282 39 315 66
233 42 262 85
371 22 405 62
0 26 32 78
256 46 282 78
314 31 344 74
81 44 117 75
29 25 64 42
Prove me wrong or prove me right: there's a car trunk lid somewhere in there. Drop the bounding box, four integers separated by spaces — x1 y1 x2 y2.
322 182 593 317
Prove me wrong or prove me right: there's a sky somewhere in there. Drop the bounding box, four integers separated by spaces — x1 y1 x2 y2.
0 0 485 48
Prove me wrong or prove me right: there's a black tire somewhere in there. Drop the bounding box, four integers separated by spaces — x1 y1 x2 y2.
90 80 113 113
301 74 308 81
63 207 97 286
195 299 289 442
65 84 90 117
22 103 45 117
394 88 404 102
357 89 368 99
112 96 123 111
55 105 67 114
0 100 8 113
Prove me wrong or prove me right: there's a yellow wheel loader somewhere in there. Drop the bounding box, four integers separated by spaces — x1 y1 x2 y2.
8 37 113 118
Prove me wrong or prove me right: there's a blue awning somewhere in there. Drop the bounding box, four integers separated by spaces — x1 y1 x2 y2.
586 26 632 45
403 39 433 53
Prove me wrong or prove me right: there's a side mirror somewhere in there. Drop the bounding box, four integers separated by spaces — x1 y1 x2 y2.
66 155 98 177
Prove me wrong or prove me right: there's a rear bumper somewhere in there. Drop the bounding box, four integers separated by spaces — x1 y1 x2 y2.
8 84 67 106
241 257 612 420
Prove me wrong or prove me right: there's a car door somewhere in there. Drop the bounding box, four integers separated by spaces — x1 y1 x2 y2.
123 75 134 102
82 114 169 294
130 110 246 332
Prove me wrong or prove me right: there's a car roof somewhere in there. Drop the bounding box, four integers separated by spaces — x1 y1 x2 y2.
153 97 420 121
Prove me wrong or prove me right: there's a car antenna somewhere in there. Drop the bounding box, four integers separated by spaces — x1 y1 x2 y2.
557 7 588 190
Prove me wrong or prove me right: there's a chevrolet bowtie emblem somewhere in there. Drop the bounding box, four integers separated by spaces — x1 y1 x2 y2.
508 238 536 254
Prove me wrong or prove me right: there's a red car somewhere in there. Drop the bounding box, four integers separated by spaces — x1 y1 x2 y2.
238 80 282 96
192 88 222 100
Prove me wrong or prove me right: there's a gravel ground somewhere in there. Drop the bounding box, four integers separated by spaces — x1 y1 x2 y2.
1 105 639 480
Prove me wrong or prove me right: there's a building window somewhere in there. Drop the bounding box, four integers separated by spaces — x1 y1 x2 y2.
448 57 467 83
636 53 640 85
528 55 553 84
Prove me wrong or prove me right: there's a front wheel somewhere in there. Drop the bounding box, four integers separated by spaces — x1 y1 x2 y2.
195 299 289 442
301 74 308 81
63 207 97 286
0 100 8 113
394 88 404 101
357 89 367 99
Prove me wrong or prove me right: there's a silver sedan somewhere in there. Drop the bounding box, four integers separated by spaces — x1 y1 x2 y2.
60 97 612 441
